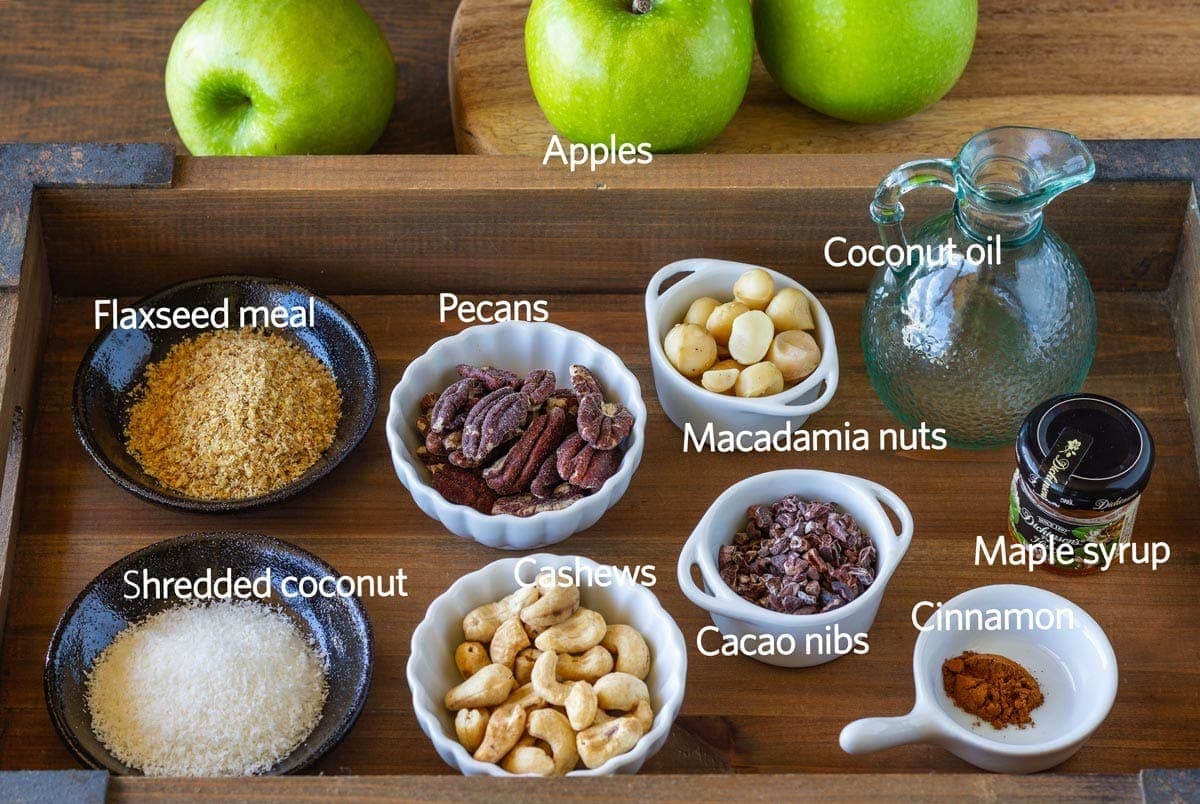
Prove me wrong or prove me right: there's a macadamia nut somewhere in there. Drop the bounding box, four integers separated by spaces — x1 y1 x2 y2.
769 330 821 382
684 297 721 327
701 359 741 394
735 361 785 398
733 268 774 310
728 310 774 365
663 323 717 379
705 301 749 346
765 287 815 332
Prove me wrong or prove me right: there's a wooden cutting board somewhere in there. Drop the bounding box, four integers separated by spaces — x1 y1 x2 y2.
449 0 1200 155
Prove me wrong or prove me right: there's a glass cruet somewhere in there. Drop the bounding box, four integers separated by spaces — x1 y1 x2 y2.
861 126 1098 449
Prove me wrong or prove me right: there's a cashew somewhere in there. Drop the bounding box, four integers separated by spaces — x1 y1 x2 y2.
501 744 555 776
513 647 540 685
530 650 572 705
490 616 531 669
600 625 651 680
564 680 598 732
632 699 654 733
531 651 597 730
593 672 650 712
590 709 614 727
522 620 546 642
445 663 515 710
556 645 614 683
504 682 544 710
527 708 580 776
463 585 539 642
576 715 644 769
454 708 489 753
455 642 489 679
473 702 527 763
520 576 580 629
535 608 606 654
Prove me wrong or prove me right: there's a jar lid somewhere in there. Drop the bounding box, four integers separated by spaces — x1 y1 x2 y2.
1016 393 1154 511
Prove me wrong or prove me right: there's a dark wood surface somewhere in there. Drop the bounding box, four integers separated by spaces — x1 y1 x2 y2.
0 288 1197 775
31 155 1193 296
452 0 1200 155
0 0 458 154
108 772 1147 801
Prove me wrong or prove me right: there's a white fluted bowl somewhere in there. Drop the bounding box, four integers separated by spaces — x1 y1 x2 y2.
386 322 646 550
409 554 688 776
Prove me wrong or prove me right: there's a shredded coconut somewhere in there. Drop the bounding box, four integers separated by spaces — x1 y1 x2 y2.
85 599 328 776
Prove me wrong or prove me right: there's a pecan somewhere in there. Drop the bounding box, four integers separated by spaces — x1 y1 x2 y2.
483 407 569 495
425 428 462 458
493 492 584 517
457 364 520 392
416 447 441 466
577 394 634 450
420 392 440 413
431 465 497 514
556 433 622 491
416 413 431 436
569 365 603 398
530 454 562 499
425 429 447 457
545 389 579 419
520 369 556 406
431 378 484 433
458 387 529 465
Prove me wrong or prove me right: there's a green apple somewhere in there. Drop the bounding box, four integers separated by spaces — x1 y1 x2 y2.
525 0 754 153
165 0 396 155
754 0 977 123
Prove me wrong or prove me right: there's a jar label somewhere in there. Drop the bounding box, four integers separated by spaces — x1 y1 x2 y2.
1009 473 1135 571
1035 426 1093 500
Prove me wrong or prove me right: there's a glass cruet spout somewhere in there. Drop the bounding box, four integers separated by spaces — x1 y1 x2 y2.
953 126 1095 245
861 127 1098 449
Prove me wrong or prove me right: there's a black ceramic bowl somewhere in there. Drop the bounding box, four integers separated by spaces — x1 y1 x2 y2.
45 532 374 776
72 275 378 513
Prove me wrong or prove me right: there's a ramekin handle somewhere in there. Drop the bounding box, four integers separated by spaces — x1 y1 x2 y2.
644 260 702 322
675 532 748 622
849 476 914 559
840 711 937 755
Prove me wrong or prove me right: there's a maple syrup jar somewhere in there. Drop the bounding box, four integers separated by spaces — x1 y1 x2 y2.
1008 394 1154 574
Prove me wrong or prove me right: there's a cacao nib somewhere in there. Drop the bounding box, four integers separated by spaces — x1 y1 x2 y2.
716 495 877 615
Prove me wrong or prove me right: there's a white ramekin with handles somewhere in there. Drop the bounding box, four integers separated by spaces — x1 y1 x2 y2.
385 322 647 551
408 553 688 776
840 584 1117 773
677 469 913 668
645 258 839 437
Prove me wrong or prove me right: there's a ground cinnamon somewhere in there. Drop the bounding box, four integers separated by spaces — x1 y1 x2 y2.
941 651 1044 729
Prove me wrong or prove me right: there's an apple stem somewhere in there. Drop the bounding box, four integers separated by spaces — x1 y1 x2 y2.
631 0 651 13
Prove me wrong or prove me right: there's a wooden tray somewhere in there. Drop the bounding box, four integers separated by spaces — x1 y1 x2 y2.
0 143 1197 801
449 0 1200 155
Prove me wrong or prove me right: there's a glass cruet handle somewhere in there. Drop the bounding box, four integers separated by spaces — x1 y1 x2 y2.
869 158 959 252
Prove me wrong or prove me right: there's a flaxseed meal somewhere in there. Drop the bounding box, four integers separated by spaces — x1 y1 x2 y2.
125 328 342 500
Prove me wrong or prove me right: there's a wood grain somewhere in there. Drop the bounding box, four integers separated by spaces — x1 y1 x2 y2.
1169 188 1200 472
450 0 1200 155
108 772 1146 801
0 205 50 646
32 156 1192 296
0 289 1197 776
0 0 458 154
